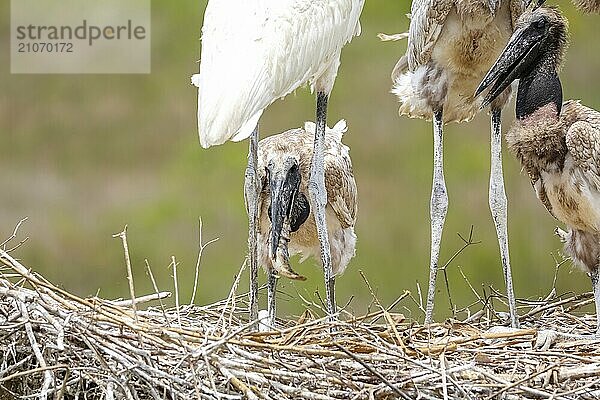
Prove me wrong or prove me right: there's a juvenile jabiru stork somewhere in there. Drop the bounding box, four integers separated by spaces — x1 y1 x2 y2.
251 120 357 327
191 0 364 322
476 6 600 344
388 0 527 326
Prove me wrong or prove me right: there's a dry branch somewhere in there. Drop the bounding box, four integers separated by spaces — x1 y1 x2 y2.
1 244 600 399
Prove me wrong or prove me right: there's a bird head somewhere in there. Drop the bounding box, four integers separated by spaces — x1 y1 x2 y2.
266 155 302 259
475 6 568 109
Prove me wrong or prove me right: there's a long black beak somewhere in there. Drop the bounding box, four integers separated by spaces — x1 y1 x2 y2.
475 26 541 109
269 167 300 259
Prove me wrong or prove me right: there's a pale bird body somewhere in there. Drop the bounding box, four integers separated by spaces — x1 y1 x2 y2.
251 121 357 325
194 0 363 148
477 6 600 342
386 0 526 326
393 0 522 123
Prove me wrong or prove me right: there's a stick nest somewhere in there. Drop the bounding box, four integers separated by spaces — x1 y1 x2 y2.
2 247 600 400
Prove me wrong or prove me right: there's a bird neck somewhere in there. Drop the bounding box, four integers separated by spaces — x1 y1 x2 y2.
516 67 563 121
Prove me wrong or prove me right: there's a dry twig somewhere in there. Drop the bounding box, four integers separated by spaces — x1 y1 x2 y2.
1 223 600 399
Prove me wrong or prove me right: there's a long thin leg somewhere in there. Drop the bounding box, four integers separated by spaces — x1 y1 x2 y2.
592 268 600 336
267 269 278 328
489 109 519 328
244 125 259 325
308 91 336 319
425 109 448 325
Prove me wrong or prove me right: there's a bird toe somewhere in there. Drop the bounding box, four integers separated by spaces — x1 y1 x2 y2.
535 330 560 350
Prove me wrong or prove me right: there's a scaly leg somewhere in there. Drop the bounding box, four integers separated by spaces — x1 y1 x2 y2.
308 91 336 319
592 268 600 336
489 109 519 328
267 269 278 328
425 109 448 325
244 126 259 325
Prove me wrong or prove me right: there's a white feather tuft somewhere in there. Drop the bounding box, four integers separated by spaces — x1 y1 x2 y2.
303 121 316 134
190 74 200 88
303 119 347 142
377 32 408 42
332 119 348 135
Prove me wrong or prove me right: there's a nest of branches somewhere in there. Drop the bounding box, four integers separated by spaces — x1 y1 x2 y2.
1 225 600 400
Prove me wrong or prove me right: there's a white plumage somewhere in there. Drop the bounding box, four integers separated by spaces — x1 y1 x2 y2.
192 0 364 148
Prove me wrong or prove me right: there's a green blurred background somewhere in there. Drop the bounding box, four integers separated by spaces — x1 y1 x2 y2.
1 1 599 322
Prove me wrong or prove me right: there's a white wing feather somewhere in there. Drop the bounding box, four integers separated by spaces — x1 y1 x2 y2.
407 0 453 71
196 0 364 148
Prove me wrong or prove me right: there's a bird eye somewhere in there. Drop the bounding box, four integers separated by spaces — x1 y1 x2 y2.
534 17 547 29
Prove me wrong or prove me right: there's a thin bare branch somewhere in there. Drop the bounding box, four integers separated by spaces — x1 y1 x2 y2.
113 226 138 324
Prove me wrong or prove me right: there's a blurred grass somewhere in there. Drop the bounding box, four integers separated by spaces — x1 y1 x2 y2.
1 1 600 321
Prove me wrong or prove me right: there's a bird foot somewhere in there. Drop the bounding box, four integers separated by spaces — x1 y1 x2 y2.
535 330 600 350
535 330 560 351
257 310 273 333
